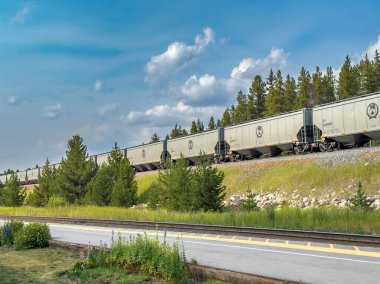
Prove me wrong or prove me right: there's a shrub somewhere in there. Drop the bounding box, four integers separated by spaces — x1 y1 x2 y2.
0 220 24 246
47 195 67 208
350 182 373 211
242 191 258 211
14 222 51 250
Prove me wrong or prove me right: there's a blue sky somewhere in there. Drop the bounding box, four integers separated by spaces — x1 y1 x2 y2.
1 0 380 172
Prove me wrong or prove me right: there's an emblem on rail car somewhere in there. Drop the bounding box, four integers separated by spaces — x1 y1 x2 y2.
142 149 146 158
256 126 263 138
367 103 379 119
188 140 193 150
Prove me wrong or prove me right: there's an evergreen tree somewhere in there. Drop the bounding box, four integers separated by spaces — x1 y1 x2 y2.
170 124 181 138
337 55 360 99
150 132 160 143
2 174 25 206
190 120 198 134
230 105 236 124
321 66 336 103
111 158 137 207
55 135 96 204
30 159 57 206
221 108 232 127
157 156 193 211
311 67 323 106
375 50 380 91
208 116 216 130
192 153 226 211
196 118 205 133
216 119 222 128
265 70 285 115
248 75 266 119
234 90 249 123
359 54 377 94
284 75 297 111
296 67 312 108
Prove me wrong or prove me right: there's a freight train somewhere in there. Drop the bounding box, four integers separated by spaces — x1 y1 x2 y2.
1 92 380 185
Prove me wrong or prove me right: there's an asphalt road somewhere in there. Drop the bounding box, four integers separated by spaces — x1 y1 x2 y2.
3 220 379 284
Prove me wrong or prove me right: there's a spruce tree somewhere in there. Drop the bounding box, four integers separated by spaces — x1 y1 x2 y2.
3 174 25 206
375 50 380 91
190 121 198 134
296 67 312 108
359 54 377 94
337 55 360 99
264 69 276 116
196 118 205 133
31 159 57 206
221 108 232 127
216 119 222 128
150 133 160 143
208 116 216 130
284 75 297 111
248 75 266 119
55 135 96 204
311 67 323 106
265 70 284 115
170 124 180 138
192 153 226 211
111 158 137 207
234 90 249 123
321 67 336 103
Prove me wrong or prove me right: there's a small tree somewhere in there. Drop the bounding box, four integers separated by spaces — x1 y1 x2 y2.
2 174 25 206
192 153 225 211
111 158 137 207
350 182 373 211
29 159 56 207
150 133 160 143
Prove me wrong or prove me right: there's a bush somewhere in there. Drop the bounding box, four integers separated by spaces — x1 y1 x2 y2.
0 220 24 246
47 195 67 208
350 182 373 211
14 222 51 250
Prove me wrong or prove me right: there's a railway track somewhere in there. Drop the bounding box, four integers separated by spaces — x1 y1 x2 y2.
1 215 380 247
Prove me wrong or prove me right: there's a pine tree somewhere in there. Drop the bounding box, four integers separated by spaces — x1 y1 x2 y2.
311 66 323 106
196 118 205 133
296 67 312 108
2 174 25 206
321 66 336 103
32 159 57 206
111 158 137 207
216 119 222 128
265 70 285 115
190 121 198 134
221 108 232 127
150 133 160 143
375 50 380 91
192 153 226 211
208 116 216 130
264 69 276 116
359 54 377 94
55 135 96 204
234 90 249 123
284 75 297 111
248 75 266 119
337 55 360 99
170 124 180 138
157 156 193 211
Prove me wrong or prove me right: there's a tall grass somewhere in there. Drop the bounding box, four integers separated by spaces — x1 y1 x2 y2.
0 206 379 235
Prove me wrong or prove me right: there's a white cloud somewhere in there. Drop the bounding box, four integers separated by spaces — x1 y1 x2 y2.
122 101 224 129
94 79 113 94
41 104 63 119
363 35 380 59
145 27 215 84
11 4 34 24
6 96 18 106
97 103 119 116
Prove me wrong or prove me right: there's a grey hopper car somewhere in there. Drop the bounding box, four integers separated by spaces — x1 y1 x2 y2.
313 92 380 150
127 141 166 171
224 108 313 158
167 128 226 163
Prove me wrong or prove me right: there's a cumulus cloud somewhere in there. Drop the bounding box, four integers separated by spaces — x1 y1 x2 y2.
94 79 113 94
10 4 34 24
363 35 380 59
122 101 224 128
145 27 215 84
6 96 19 106
97 103 119 116
41 104 63 119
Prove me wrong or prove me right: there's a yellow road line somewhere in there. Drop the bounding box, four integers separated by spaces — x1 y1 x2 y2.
49 223 380 259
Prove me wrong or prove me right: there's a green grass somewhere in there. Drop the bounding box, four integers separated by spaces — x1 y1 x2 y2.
0 247 80 283
68 267 150 283
136 158 380 198
1 205 379 235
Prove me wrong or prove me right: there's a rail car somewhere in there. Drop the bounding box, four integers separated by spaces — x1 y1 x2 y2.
1 91 379 185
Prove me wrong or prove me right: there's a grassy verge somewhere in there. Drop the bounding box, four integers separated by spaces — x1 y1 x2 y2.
1 206 379 235
137 159 380 201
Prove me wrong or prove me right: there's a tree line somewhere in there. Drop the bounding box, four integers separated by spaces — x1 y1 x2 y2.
161 52 380 139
